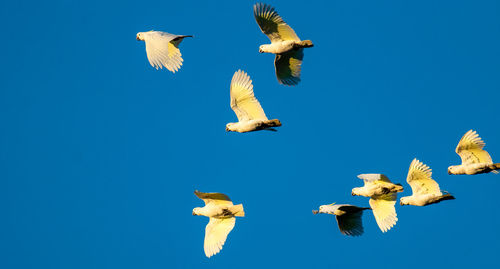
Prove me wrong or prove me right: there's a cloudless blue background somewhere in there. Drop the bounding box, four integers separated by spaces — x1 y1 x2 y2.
1 0 500 268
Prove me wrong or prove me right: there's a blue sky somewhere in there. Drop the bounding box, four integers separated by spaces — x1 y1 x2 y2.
1 0 500 268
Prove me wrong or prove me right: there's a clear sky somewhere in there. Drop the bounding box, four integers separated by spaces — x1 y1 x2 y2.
1 0 500 268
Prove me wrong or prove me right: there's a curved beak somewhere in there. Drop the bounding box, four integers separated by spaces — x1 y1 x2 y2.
312 210 319 214
192 211 196 216
225 127 230 132
136 36 141 41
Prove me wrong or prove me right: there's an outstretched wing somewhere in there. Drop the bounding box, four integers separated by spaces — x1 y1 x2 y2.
406 159 441 195
253 3 300 43
455 130 493 165
335 210 364 236
143 31 187 72
204 217 235 258
194 190 233 206
230 70 268 121
274 49 303 86
369 193 398 233
357 173 391 186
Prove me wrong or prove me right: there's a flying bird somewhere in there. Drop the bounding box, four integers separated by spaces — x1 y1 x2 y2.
226 70 281 133
136 30 192 72
400 159 455 206
313 203 370 236
352 174 403 233
253 3 314 86
192 190 245 258
448 130 500 175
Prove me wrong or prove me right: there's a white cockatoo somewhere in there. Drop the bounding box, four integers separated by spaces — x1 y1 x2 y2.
313 203 370 236
226 70 281 133
352 174 403 233
136 30 192 72
448 130 500 175
192 190 245 258
253 3 313 86
400 159 455 206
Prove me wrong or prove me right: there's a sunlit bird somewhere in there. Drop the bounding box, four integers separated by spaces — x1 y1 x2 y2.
448 130 500 175
400 159 455 206
193 190 244 258
226 70 281 133
313 203 370 236
253 3 313 86
136 30 192 72
352 174 403 232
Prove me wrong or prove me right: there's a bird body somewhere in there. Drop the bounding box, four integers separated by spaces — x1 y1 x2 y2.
400 159 455 206
352 174 404 197
254 3 313 85
193 191 244 258
136 30 192 72
259 40 313 54
226 70 281 133
448 130 500 175
313 204 370 236
399 193 455 207
352 174 402 232
225 119 281 133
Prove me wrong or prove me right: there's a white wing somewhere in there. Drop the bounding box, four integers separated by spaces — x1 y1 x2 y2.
406 159 441 195
274 49 303 86
204 217 235 258
369 193 398 233
357 173 391 185
253 3 300 43
142 31 187 73
230 70 268 121
455 130 493 165
194 190 233 206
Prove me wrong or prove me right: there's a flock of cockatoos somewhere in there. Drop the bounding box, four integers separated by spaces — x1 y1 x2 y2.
136 3 499 258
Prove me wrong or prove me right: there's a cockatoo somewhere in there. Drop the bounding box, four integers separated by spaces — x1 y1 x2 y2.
226 70 281 133
448 130 500 175
313 203 370 236
192 190 245 258
352 174 403 233
136 30 192 72
253 3 313 86
400 159 455 206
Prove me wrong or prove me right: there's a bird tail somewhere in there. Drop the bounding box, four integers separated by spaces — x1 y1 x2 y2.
394 183 404 193
439 192 456 202
230 204 245 217
297 40 314 48
264 119 282 127
490 163 500 174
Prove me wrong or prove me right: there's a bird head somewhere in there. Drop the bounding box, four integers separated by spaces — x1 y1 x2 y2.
316 203 336 214
351 187 360 196
225 123 234 132
399 197 409 206
136 32 144 41
258 45 265 53
447 165 456 175
192 207 202 216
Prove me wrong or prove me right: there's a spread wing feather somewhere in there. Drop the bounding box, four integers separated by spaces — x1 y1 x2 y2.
204 217 235 258
357 173 392 187
455 130 493 165
369 193 398 233
274 49 303 86
194 190 233 206
406 159 441 195
230 70 268 121
143 31 187 73
253 3 300 43
336 210 364 236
